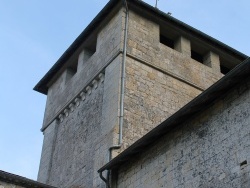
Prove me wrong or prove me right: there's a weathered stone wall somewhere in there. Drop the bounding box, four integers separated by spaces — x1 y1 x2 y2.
122 57 202 149
38 55 122 187
116 77 250 188
120 10 223 150
126 10 223 90
42 9 124 129
38 7 125 187
48 81 105 187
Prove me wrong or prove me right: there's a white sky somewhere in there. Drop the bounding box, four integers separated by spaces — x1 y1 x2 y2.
0 0 249 180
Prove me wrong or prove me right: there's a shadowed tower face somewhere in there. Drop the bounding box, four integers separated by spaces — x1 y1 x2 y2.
35 1 245 187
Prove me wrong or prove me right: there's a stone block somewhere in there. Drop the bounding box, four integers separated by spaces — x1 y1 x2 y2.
174 36 191 57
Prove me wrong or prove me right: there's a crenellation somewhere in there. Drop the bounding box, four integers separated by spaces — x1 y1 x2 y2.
174 36 191 57
42 9 124 129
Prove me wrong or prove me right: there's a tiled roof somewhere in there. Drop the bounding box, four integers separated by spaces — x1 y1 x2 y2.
0 170 56 188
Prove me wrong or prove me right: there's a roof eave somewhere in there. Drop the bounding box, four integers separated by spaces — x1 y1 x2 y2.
33 0 122 94
0 170 57 188
34 0 248 95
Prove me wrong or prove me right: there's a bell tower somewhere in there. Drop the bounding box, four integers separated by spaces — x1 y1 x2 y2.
35 0 246 187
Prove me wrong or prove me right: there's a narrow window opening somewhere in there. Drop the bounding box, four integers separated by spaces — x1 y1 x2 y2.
191 50 203 63
65 67 77 83
79 34 97 66
160 35 174 49
220 65 231 74
69 62 78 75
83 34 97 60
76 33 98 74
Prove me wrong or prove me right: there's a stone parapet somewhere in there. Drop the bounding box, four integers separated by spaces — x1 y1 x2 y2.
42 9 124 129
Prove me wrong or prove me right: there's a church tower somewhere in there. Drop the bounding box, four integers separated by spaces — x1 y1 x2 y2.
34 0 246 187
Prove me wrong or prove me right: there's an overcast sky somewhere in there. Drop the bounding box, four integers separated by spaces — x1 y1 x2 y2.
0 0 249 181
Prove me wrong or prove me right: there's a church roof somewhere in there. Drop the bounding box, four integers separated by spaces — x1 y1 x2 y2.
0 170 56 188
34 0 248 94
98 57 250 172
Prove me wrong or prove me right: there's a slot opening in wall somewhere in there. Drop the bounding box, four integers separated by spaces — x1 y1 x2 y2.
65 66 77 83
191 50 204 63
159 26 177 50
82 33 97 61
220 64 231 75
77 33 98 71
160 35 175 49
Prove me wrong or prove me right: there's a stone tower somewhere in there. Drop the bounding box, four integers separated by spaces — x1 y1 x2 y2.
34 0 246 187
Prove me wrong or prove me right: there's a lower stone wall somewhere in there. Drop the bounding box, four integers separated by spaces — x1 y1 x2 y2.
116 77 250 188
37 120 58 183
47 82 105 187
